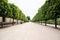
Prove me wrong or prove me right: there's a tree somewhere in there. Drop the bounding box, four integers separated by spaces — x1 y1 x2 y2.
0 1 11 22
46 0 60 28
32 0 60 28
27 16 30 21
9 4 18 23
0 0 8 3
0 0 28 24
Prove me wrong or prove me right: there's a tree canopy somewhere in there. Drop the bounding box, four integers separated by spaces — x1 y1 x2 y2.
0 0 28 22
32 0 60 28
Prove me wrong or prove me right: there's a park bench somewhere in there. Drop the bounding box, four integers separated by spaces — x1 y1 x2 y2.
0 22 16 28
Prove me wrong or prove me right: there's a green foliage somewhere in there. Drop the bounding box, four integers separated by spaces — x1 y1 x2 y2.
20 13 28 22
0 2 11 17
0 0 28 22
27 16 30 20
32 0 60 22
0 0 8 3
32 0 60 28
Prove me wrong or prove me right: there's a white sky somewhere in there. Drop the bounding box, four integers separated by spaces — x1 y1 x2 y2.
8 0 46 19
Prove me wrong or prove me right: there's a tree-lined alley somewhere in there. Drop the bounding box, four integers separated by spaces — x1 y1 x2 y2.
32 0 60 28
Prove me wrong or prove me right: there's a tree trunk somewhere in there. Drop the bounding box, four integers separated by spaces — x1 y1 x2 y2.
12 18 14 25
2 17 5 22
55 18 58 29
45 20 47 26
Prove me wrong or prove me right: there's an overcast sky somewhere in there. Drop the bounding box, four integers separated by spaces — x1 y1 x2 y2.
8 0 46 19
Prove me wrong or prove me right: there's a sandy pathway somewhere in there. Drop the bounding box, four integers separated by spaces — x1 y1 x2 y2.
0 22 60 40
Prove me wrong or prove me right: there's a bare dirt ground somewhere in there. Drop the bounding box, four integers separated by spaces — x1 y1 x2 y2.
0 22 60 40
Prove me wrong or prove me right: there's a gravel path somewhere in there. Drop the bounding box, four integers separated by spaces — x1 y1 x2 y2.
0 22 60 40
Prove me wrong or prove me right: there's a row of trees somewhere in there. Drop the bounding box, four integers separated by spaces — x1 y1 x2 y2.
32 0 60 28
0 0 29 23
